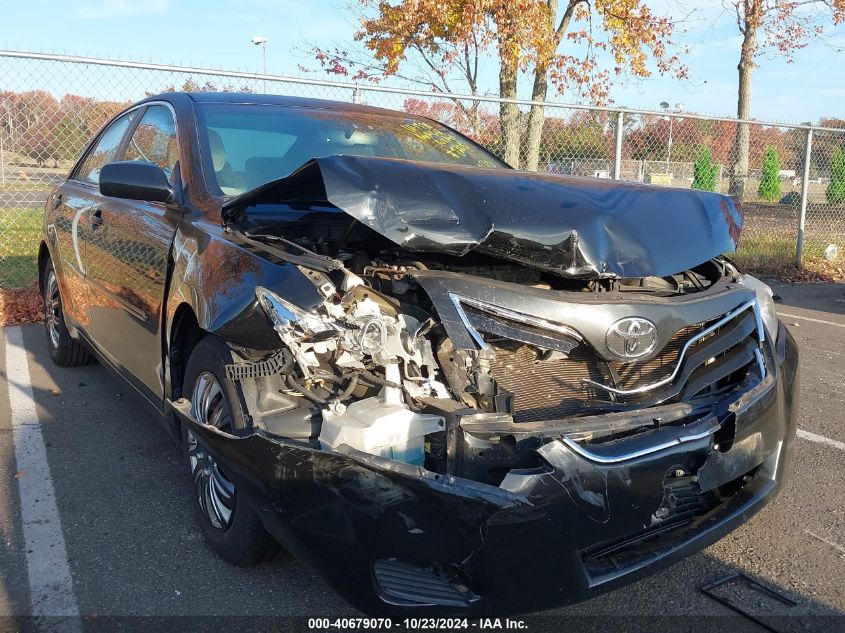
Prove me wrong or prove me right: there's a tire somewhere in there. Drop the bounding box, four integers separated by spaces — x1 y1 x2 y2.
181 335 276 566
42 259 94 367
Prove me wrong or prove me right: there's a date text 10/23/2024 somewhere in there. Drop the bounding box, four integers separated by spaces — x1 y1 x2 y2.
307 618 529 629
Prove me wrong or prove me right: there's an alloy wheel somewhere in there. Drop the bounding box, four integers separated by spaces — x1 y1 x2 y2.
188 372 236 530
44 270 62 350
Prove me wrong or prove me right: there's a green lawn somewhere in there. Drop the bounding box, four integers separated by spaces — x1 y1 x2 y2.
734 233 841 274
1 208 43 287
0 180 55 191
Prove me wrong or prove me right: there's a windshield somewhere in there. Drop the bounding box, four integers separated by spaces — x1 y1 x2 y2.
198 103 505 195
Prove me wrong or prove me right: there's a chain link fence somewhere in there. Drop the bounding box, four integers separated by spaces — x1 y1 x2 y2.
1 50 844 289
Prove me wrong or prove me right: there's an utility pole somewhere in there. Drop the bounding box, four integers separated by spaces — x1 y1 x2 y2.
613 111 624 180
796 128 813 267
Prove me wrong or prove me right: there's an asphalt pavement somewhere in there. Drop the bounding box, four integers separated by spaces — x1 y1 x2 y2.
1 281 844 632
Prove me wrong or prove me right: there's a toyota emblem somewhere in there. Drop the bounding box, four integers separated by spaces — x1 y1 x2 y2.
606 317 658 361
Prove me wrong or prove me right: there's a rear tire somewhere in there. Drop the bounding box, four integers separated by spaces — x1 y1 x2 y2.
181 335 276 566
42 259 94 367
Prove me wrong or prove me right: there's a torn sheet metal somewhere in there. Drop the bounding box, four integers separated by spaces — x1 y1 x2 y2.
223 155 744 279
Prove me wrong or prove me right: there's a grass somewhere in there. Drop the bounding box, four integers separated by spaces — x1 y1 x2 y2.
0 180 55 191
1 207 43 287
734 233 843 279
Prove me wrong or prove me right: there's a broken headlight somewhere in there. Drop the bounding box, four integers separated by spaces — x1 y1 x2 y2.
255 286 336 337
740 275 778 343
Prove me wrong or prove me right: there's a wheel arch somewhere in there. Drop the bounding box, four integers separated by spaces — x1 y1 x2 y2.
168 302 206 402
37 241 51 295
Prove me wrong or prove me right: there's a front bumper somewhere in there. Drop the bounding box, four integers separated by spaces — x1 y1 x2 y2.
171 322 799 617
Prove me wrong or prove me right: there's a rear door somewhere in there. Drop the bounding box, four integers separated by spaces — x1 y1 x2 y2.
51 110 139 333
85 103 182 404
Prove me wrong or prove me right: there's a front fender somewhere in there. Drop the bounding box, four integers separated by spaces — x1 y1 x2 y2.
164 218 324 351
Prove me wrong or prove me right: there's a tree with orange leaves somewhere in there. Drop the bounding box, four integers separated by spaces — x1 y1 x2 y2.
313 0 685 170
726 0 845 199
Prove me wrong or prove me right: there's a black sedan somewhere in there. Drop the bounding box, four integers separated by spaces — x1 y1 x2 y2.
38 92 799 617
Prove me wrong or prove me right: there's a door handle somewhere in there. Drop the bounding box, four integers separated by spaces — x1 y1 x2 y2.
91 207 104 230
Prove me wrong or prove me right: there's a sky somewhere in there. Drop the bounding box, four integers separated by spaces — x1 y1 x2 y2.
1 0 843 124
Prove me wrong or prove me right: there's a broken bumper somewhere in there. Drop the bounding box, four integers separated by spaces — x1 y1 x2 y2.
171 322 799 617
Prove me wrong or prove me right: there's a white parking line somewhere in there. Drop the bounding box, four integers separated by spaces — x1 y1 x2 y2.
778 312 845 329
4 326 81 626
797 428 845 453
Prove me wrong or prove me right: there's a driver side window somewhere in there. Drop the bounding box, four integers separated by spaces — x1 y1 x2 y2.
123 105 179 177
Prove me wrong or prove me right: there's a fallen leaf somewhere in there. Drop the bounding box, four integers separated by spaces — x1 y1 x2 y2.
0 284 44 326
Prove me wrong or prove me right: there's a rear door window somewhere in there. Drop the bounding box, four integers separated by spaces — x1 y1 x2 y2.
74 110 137 185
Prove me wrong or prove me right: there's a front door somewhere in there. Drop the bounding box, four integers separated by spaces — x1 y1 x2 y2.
85 104 182 404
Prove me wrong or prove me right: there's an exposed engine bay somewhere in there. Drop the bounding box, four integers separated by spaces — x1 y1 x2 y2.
223 216 767 488
208 153 779 491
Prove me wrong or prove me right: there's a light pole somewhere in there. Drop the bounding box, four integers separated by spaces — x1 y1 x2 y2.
660 101 684 175
0 113 4 187
251 36 268 92
0 99 9 187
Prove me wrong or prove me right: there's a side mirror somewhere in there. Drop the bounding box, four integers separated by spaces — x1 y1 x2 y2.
99 161 174 203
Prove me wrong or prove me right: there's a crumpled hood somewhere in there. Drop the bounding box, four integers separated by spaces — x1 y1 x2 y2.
223 155 743 279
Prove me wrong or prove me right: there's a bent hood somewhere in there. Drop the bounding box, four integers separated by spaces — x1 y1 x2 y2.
223 155 743 279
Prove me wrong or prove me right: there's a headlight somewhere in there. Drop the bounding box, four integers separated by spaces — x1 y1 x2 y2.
255 286 335 336
740 275 778 343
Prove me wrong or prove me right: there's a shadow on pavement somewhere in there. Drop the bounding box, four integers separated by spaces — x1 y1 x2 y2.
768 280 845 317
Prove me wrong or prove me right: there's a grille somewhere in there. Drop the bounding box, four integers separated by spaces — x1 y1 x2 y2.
611 323 704 390
584 477 718 564
580 467 757 580
373 559 474 607
479 302 762 422
487 342 608 422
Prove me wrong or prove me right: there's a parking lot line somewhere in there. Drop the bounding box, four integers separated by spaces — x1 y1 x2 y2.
797 428 845 453
778 312 845 329
4 326 81 624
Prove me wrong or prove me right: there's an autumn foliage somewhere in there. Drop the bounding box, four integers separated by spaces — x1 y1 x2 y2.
309 0 686 170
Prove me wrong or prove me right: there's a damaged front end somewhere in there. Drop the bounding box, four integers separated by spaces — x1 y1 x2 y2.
170 157 799 616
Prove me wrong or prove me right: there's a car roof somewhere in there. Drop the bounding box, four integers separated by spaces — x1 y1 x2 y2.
141 91 411 118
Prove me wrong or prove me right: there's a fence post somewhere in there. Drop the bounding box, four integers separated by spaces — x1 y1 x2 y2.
796 128 813 267
613 110 624 180
352 84 362 104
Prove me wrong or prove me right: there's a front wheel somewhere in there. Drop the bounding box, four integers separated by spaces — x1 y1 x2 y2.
181 335 276 566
